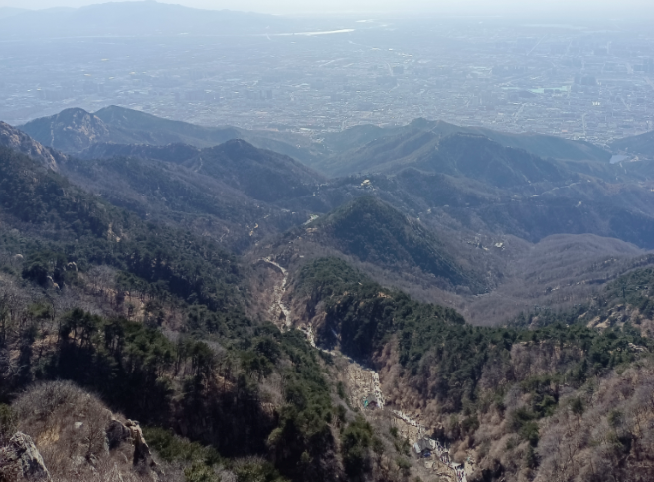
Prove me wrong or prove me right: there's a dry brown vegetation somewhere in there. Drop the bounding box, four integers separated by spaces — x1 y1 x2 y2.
5 381 186 482
375 344 654 482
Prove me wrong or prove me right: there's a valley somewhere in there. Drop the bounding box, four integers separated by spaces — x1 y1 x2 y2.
2 105 654 482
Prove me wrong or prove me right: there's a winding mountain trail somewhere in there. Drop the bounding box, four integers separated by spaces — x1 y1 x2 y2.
261 258 468 482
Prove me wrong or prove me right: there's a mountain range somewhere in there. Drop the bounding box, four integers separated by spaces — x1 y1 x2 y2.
315 118 611 177
2 105 654 482
0 1 297 39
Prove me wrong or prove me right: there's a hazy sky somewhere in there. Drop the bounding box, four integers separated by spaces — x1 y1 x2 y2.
0 0 652 17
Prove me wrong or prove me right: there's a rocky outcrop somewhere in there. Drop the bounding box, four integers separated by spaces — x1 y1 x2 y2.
106 418 132 450
0 121 59 170
124 420 157 469
107 418 160 477
1 432 51 481
19 108 112 153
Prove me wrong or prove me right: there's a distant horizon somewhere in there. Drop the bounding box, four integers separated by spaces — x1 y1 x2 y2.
1 0 653 20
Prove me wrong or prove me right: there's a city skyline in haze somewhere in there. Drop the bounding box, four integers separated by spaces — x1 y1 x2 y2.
1 0 653 18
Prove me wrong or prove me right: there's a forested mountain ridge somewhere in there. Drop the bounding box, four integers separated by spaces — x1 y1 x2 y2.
285 257 654 482
320 118 611 162
78 141 201 163
0 145 246 315
181 139 324 203
20 106 321 163
58 137 325 251
19 107 234 153
2 113 654 482
314 118 611 177
297 196 482 292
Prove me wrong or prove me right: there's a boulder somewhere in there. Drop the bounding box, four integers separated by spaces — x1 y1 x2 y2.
105 418 131 450
2 432 51 480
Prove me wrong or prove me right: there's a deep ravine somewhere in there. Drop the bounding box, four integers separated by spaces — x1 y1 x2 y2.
261 257 470 482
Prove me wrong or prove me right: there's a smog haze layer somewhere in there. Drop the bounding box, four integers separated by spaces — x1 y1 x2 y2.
1 0 653 18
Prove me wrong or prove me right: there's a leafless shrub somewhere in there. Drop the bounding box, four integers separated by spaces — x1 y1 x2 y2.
13 381 116 479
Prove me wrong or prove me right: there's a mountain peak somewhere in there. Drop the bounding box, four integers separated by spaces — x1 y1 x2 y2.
20 108 110 152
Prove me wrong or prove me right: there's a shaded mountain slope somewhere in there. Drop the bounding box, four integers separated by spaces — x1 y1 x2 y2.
300 196 480 291
60 153 308 251
0 144 245 314
78 142 201 163
465 124 610 162
317 118 611 177
58 138 325 250
93 105 242 147
411 133 569 188
610 130 654 159
317 129 580 184
182 139 324 203
94 105 323 163
2 124 324 251
19 107 239 153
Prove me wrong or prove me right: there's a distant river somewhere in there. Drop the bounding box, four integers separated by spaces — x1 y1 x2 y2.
270 29 355 37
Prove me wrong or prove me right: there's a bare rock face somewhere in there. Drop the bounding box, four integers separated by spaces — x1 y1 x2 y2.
19 108 112 154
124 420 158 470
106 418 160 478
106 418 132 450
0 121 59 171
1 432 51 481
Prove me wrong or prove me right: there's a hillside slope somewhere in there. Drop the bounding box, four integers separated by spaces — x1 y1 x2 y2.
181 139 324 203
317 118 611 177
20 105 319 162
610 130 654 159
287 256 654 482
0 121 61 170
19 107 239 153
282 196 482 292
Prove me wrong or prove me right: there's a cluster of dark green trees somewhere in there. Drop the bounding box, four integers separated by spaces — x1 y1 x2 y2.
0 148 350 481
297 257 653 424
300 196 480 291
